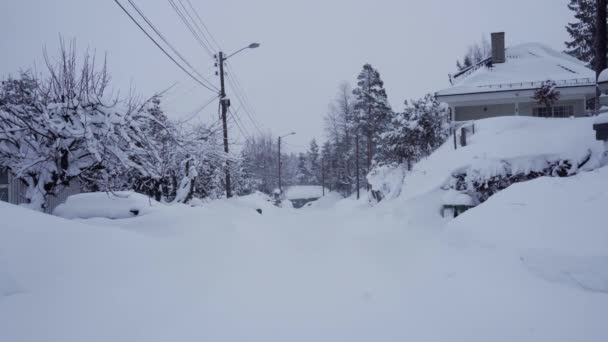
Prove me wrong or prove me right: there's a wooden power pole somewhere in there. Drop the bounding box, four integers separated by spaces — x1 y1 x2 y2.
278 136 282 192
218 51 232 198
355 133 360 200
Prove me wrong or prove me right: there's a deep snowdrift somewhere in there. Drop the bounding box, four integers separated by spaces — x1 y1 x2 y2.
370 116 605 201
1 117 607 342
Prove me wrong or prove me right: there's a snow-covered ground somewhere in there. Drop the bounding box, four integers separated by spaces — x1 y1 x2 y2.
1 116 607 341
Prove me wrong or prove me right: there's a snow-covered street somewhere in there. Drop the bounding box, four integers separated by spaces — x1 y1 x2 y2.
2 171 608 342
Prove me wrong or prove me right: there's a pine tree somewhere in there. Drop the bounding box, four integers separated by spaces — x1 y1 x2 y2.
375 94 449 168
307 139 320 184
565 0 608 66
295 152 310 185
352 64 392 178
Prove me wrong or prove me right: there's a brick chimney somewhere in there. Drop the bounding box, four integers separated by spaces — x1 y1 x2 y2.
491 32 506 63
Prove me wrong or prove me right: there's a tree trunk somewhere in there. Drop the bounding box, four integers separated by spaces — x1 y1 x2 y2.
596 0 608 76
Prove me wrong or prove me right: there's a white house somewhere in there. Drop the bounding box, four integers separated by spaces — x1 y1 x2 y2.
437 32 597 121
0 167 81 213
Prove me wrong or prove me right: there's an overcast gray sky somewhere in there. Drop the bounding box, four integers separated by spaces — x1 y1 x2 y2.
0 0 573 151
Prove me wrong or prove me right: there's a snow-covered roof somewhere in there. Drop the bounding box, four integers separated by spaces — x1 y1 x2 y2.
599 68 608 84
438 43 595 97
284 186 324 200
596 113 608 125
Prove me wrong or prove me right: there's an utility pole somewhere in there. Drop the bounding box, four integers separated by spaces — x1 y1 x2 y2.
278 132 295 193
218 51 232 198
321 161 325 196
278 136 282 192
214 43 260 198
355 132 360 200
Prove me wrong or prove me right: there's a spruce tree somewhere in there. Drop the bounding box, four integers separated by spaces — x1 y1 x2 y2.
295 152 310 185
352 64 392 177
565 0 608 66
307 139 320 184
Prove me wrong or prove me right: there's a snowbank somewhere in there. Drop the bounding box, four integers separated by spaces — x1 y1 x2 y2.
447 166 608 293
401 116 604 200
367 164 405 200
53 191 161 219
441 189 474 206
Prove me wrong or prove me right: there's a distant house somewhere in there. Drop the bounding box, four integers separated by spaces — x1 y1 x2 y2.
284 186 324 209
437 32 597 121
0 167 81 213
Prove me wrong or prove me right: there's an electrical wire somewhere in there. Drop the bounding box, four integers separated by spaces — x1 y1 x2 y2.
113 0 218 93
224 63 264 134
125 0 218 91
167 0 216 58
184 0 223 52
176 0 218 55
177 94 220 123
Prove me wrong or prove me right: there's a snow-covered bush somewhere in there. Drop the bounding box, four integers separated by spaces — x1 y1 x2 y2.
444 152 597 204
0 41 236 209
533 80 561 117
0 42 162 210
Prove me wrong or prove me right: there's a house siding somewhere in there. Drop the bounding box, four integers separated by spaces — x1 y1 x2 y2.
3 172 82 213
455 103 515 121
454 99 587 121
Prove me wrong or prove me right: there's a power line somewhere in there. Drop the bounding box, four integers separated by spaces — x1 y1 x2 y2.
224 63 264 134
184 0 223 52
176 0 218 55
177 94 220 123
226 72 263 133
113 0 219 93
228 107 250 139
167 0 215 58
125 0 218 91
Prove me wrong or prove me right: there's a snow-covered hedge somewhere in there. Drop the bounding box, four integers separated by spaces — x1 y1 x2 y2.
444 151 598 204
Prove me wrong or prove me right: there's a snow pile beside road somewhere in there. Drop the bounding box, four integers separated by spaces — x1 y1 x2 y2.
447 165 608 294
401 116 604 200
448 166 608 256
53 191 161 219
367 164 406 200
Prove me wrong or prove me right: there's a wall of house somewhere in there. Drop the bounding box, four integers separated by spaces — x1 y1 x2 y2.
518 99 586 117
454 103 515 121
454 99 587 121
5 172 82 213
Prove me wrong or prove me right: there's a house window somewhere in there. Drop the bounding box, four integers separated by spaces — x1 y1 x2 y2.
533 107 551 117
0 168 8 202
533 105 574 118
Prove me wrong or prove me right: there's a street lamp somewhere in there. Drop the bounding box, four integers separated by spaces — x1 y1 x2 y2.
278 132 296 192
225 42 261 61
217 42 260 198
